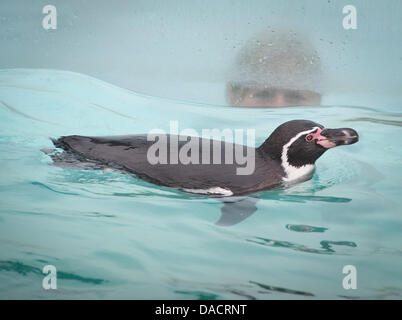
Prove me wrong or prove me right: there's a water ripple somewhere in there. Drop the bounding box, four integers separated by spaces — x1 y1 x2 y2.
346 117 402 127
247 237 357 255
285 224 328 233
0 260 106 285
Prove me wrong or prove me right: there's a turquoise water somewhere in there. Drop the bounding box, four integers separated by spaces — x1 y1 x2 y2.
0 69 402 299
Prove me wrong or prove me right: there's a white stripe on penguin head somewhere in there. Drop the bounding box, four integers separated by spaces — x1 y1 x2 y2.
281 127 319 182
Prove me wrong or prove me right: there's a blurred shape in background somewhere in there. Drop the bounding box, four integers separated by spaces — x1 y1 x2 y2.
226 30 323 107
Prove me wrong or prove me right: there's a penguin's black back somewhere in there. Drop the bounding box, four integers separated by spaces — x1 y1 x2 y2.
52 134 285 196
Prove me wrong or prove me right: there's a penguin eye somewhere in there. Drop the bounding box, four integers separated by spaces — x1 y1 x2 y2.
305 134 314 142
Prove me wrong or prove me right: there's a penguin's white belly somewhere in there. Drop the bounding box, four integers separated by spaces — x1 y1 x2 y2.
282 164 315 182
182 187 234 197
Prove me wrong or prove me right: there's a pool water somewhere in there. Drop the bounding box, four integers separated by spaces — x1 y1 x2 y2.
0 69 401 299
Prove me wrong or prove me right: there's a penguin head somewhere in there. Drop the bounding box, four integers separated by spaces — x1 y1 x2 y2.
260 120 359 167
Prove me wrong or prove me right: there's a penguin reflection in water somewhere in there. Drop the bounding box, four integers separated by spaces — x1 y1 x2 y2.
47 120 359 226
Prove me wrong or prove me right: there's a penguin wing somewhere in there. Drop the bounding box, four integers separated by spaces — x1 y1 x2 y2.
216 197 259 226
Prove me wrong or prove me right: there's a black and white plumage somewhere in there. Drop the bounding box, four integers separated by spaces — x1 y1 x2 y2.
48 120 359 197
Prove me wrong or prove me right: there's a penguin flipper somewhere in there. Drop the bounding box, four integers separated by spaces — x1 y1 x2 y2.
215 196 259 226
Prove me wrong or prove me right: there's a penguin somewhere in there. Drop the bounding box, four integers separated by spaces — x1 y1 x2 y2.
48 120 358 195
47 120 358 225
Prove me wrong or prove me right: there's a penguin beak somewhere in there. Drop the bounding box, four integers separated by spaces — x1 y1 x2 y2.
317 128 359 148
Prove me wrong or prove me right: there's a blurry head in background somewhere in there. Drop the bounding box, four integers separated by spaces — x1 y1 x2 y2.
226 30 323 107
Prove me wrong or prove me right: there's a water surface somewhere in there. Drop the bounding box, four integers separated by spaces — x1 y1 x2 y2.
0 69 401 299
